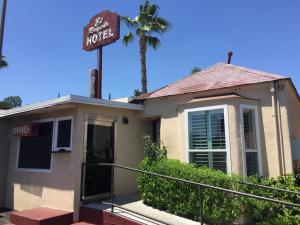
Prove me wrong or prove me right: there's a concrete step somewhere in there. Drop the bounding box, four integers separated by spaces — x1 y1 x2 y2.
10 207 73 225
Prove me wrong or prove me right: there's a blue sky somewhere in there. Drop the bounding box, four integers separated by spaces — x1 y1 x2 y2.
1 0 300 104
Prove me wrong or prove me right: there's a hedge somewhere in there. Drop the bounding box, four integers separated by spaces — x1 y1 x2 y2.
137 158 300 225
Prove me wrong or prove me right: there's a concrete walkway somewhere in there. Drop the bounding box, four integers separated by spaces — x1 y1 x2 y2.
86 195 204 225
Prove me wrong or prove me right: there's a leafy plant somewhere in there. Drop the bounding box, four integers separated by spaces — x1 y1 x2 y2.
143 134 167 160
137 158 300 225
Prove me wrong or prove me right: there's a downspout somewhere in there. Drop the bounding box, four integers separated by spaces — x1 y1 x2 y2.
270 81 283 175
276 81 286 175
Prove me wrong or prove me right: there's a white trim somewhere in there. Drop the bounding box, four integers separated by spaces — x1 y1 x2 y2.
0 95 143 118
16 118 55 173
240 104 262 176
53 116 73 152
184 105 231 174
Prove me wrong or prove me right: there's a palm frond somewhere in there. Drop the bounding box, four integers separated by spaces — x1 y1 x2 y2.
0 55 8 68
121 16 138 28
147 4 159 16
122 32 135 46
146 36 160 49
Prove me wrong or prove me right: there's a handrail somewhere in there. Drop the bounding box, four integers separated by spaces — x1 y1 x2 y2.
81 163 300 225
237 180 300 195
97 163 300 208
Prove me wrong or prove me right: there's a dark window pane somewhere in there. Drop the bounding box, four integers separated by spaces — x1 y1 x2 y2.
246 152 258 176
210 110 226 149
212 152 227 172
18 121 53 169
57 119 72 148
190 152 227 173
243 109 257 149
189 112 208 149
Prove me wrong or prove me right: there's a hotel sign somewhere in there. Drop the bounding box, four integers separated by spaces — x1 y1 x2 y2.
83 11 120 51
12 124 38 137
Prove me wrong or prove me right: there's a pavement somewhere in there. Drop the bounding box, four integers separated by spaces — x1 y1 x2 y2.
0 208 12 225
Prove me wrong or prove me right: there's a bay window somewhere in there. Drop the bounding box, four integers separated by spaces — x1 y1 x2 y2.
186 105 230 173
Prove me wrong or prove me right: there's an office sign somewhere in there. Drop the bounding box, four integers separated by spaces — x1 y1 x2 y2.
11 123 38 137
83 11 120 51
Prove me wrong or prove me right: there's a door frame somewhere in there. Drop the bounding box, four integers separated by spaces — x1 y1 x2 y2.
81 113 117 202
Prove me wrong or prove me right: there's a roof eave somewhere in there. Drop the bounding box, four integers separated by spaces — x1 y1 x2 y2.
0 95 144 118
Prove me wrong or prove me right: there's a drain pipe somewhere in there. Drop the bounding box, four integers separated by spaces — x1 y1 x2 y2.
276 81 286 175
270 81 283 175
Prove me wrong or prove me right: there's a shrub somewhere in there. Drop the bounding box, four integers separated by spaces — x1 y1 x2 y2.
240 175 300 225
142 134 167 160
137 158 300 225
137 158 242 225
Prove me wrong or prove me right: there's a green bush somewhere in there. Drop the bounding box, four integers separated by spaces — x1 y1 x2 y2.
142 134 167 160
137 158 300 225
137 158 242 224
240 175 300 225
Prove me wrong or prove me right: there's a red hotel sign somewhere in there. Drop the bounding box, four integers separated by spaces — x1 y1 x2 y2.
83 11 120 51
12 124 37 137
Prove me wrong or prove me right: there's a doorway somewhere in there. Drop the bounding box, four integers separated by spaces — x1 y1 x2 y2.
82 118 115 200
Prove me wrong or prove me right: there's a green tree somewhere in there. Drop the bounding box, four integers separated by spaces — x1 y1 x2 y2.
3 96 22 108
190 66 201 74
122 0 170 93
0 55 7 68
0 101 11 109
133 89 142 97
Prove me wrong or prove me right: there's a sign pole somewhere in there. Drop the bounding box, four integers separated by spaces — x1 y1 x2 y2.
0 0 7 57
97 47 103 99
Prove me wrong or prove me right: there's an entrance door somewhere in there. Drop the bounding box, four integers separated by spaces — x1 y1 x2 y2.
83 119 115 200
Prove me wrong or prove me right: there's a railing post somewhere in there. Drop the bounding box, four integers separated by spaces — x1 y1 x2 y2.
198 186 204 225
110 163 115 214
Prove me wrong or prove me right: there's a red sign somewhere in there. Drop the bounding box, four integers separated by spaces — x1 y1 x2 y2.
83 11 120 51
12 124 38 137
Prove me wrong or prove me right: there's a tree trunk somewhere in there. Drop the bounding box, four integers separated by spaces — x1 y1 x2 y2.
139 32 147 93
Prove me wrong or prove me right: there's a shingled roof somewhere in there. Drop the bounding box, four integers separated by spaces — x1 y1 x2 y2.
135 62 288 100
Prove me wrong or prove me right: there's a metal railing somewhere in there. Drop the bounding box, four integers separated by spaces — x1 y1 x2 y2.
82 163 300 225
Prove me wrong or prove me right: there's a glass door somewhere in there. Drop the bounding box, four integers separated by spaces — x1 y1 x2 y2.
82 119 115 200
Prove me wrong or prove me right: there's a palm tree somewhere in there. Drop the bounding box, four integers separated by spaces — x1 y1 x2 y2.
122 0 170 93
0 55 7 68
190 66 201 74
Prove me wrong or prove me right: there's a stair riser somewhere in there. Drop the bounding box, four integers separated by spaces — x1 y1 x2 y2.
79 206 142 225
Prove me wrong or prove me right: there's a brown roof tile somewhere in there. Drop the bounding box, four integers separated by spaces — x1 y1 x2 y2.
138 63 288 100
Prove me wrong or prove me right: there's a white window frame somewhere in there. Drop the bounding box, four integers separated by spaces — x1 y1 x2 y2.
240 104 262 176
184 105 232 174
53 116 73 152
16 118 55 173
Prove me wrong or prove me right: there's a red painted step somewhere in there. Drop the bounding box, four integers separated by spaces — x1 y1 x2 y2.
10 207 73 225
71 223 97 225
79 206 103 225
79 206 142 225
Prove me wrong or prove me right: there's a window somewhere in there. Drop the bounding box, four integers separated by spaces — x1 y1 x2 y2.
17 116 73 171
54 117 73 151
18 121 54 170
152 119 161 144
186 106 230 173
241 105 261 176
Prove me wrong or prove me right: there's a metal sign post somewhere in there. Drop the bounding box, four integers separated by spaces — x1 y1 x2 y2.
83 11 120 99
